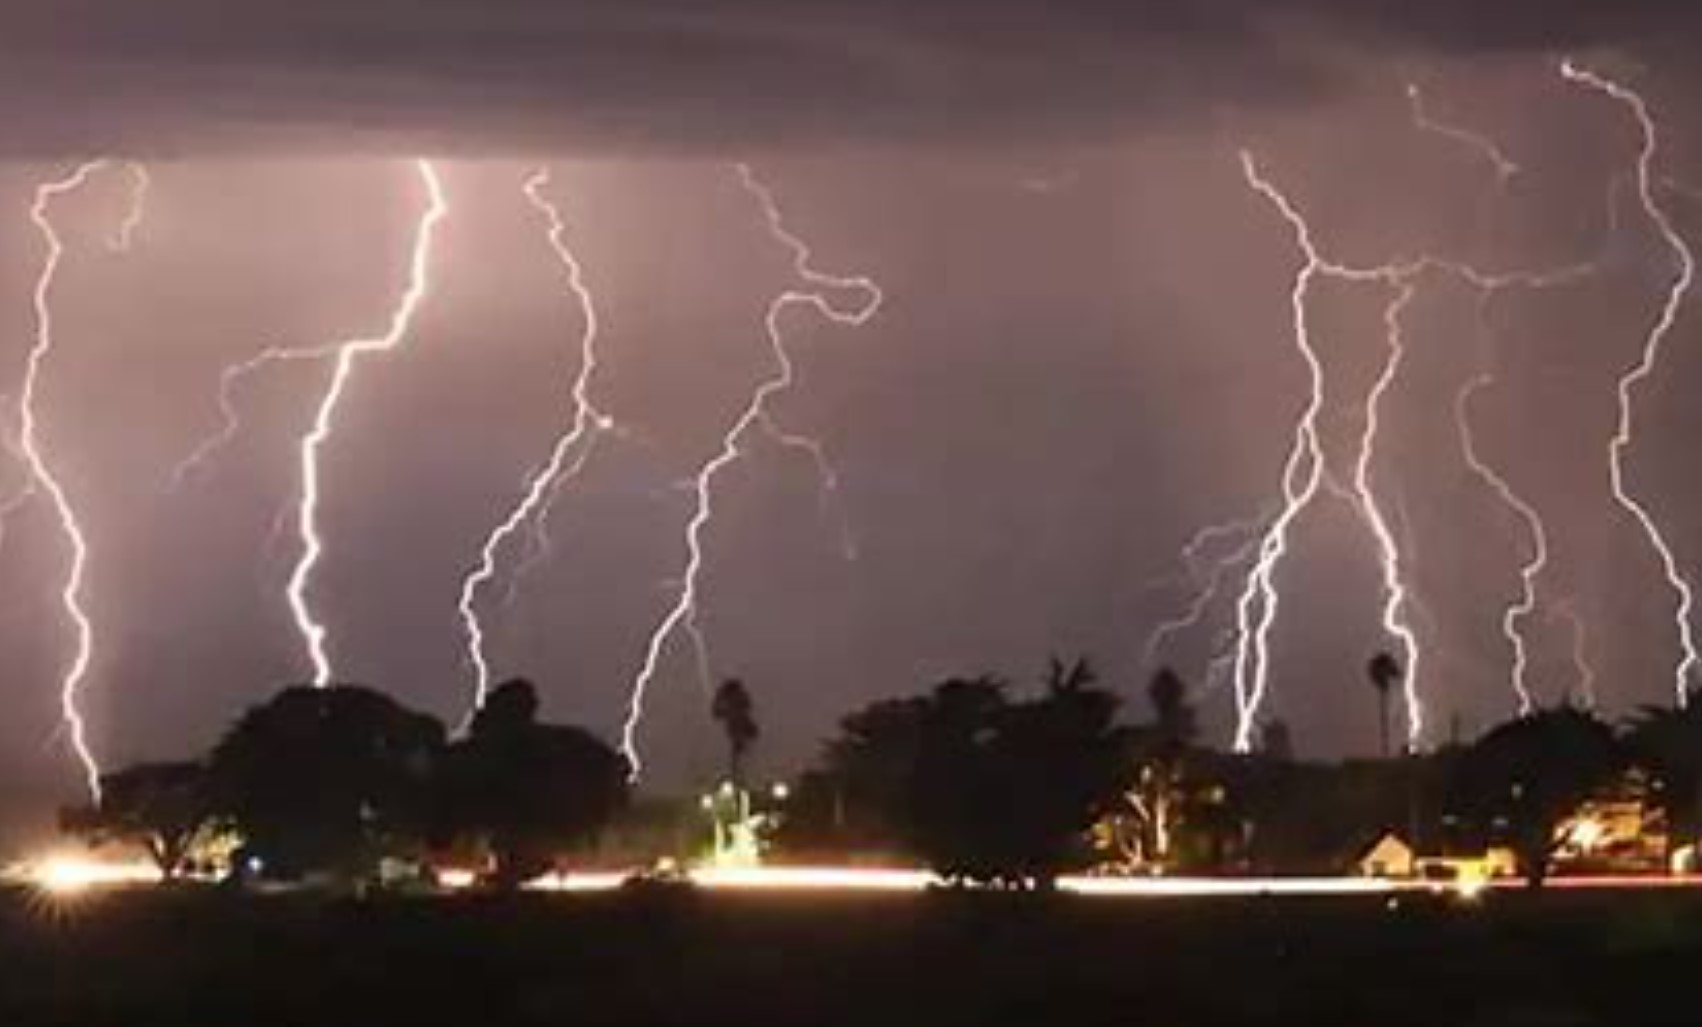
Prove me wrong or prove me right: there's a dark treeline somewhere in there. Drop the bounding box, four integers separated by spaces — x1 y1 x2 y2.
60 653 1702 890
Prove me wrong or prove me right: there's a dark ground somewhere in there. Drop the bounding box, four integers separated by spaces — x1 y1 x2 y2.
0 884 1696 1027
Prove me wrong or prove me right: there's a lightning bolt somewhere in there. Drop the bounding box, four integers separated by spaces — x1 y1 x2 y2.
166 344 340 491
109 163 151 253
1406 82 1521 186
617 163 881 778
21 161 122 800
1550 597 1599 709
1141 512 1269 670
286 159 447 686
1562 60 1699 707
1234 152 1435 753
1453 371 1545 715
1352 277 1427 747
455 168 611 721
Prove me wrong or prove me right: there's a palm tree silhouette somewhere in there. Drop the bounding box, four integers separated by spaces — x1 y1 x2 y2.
1367 651 1402 759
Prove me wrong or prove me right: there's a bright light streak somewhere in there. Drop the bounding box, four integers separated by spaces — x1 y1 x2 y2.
1454 373 1546 715
10 853 161 895
618 164 882 778
285 160 447 686
1562 61 1699 707
456 168 610 722
21 161 117 801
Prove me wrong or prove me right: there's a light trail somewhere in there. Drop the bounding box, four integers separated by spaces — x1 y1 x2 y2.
285 160 447 686
1231 151 1425 753
1454 373 1545 715
618 164 882 778
20 161 119 801
1562 61 1699 707
1406 82 1521 186
455 168 611 721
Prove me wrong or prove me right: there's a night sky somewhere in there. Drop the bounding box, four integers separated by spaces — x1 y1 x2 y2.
1 2 1701 829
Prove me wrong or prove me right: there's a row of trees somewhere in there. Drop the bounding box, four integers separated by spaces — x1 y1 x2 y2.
66 679 627 886
64 654 1702 890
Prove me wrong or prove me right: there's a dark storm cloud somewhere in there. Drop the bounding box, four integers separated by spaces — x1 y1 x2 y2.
1 0 1698 155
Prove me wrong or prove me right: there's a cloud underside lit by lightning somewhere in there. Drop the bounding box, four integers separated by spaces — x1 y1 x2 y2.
617 164 882 779
1562 60 1699 708
285 159 448 687
455 168 611 725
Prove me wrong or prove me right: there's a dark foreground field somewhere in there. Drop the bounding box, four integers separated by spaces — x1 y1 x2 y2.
1 884 1698 1027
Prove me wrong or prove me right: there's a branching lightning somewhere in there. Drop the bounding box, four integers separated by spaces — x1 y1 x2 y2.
21 162 117 800
109 163 151 253
167 344 340 491
455 168 611 720
1562 60 1700 707
1234 152 1433 753
617 164 881 777
1141 512 1269 670
286 159 447 686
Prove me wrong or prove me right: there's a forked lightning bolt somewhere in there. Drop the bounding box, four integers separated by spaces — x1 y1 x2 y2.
618 164 881 777
286 159 447 686
456 168 611 720
1233 152 1428 753
21 160 147 801
1562 60 1700 706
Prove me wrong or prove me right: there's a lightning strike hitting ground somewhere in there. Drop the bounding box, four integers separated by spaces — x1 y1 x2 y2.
1454 372 1545 715
455 168 611 721
1234 152 1432 753
21 161 117 800
286 159 447 686
1352 278 1427 746
618 164 882 778
1562 60 1700 706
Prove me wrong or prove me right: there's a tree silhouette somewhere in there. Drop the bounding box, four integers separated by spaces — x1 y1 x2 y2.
711 678 759 787
437 678 628 887
799 660 1130 887
208 684 445 881
1451 707 1620 887
1625 701 1702 861
1367 652 1401 759
62 761 216 880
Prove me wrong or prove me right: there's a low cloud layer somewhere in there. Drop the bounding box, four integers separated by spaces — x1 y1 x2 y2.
2 0 1698 154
